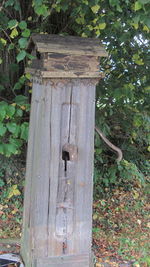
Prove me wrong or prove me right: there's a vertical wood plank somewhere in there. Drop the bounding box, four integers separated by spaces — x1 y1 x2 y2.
21 81 42 264
28 81 44 264
72 79 96 254
62 102 78 254
47 80 72 256
30 81 52 258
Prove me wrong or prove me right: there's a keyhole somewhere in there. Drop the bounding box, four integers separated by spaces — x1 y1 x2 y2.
62 151 70 172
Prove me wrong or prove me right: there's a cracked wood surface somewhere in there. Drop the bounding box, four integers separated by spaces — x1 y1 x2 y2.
21 79 96 266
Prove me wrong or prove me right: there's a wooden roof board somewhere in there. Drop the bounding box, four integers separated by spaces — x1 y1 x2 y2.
26 67 105 78
29 34 108 57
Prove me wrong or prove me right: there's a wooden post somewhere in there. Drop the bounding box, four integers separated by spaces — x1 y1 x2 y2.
21 34 107 267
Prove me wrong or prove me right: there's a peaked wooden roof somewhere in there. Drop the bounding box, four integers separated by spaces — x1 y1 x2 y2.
28 34 108 57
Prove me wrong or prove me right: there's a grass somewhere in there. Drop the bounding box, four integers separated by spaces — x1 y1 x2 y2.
93 183 150 266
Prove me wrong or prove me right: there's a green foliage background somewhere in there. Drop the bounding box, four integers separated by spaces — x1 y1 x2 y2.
0 0 150 196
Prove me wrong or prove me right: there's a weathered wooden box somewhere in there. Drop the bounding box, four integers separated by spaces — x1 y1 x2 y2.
21 34 107 267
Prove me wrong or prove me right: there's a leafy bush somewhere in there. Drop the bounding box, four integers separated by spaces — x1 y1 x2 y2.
0 101 29 156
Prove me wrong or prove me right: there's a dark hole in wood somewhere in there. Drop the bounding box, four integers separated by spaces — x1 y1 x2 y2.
62 151 70 161
62 151 70 172
36 51 41 60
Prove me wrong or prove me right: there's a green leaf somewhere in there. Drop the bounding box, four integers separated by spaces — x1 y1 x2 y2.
14 95 28 105
8 184 21 198
21 28 31 38
0 38 7 46
143 25 149 33
35 4 49 16
135 59 144 65
128 83 135 90
8 19 18 29
99 23 106 30
13 125 21 137
20 122 29 141
19 75 26 84
14 1 21 11
26 53 36 60
92 227 100 233
138 0 150 3
76 16 85 25
91 5 100 14
103 178 109 186
7 122 17 134
133 15 140 24
109 0 120 7
16 108 23 117
10 28 18 39
116 4 122 12
0 109 6 121
132 53 139 61
134 1 142 11
5 0 15 7
18 38 28 49
0 144 5 155
133 116 143 127
131 22 139 29
0 123 7 136
25 73 31 79
144 86 150 91
33 0 43 6
8 43 15 50
6 105 15 118
10 138 22 148
0 178 5 187
13 82 22 90
17 50 26 62
61 3 69 12
132 53 144 65
18 21 27 30
144 17 150 28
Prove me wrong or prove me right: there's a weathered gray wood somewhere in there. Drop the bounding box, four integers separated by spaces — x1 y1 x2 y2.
47 80 72 256
70 79 96 254
21 34 106 267
29 34 107 57
26 67 104 78
36 254 90 267
30 81 52 258
46 54 99 72
26 34 107 78
21 82 42 264
21 79 96 266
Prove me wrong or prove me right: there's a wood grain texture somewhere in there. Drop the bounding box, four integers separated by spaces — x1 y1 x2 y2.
71 79 96 255
29 34 108 57
27 34 107 79
30 82 52 258
21 82 41 265
21 78 96 266
36 254 90 267
22 32 101 267
44 54 99 72
26 67 104 78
